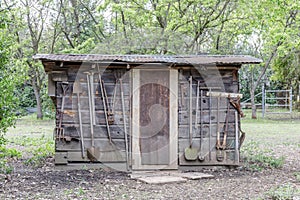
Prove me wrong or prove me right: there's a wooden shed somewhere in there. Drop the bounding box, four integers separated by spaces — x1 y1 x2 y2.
34 54 261 171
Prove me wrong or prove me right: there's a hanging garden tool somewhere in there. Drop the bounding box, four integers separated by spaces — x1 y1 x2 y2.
102 78 114 125
215 94 224 162
195 80 200 129
229 96 245 118
184 76 198 161
221 96 230 150
97 66 112 144
198 90 205 161
120 78 129 171
73 81 85 158
56 82 69 141
86 72 100 161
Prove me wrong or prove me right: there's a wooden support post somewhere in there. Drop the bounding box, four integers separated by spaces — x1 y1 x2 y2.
289 87 293 114
262 84 265 118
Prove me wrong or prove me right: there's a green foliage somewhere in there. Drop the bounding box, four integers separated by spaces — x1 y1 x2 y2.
0 146 21 174
241 140 285 171
10 134 54 167
0 6 26 134
266 184 300 200
0 146 22 159
294 172 300 182
0 159 13 174
15 85 36 109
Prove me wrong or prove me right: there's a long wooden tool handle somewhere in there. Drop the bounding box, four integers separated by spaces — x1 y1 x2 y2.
90 73 96 126
97 67 112 143
120 78 129 171
189 76 193 147
77 93 85 158
195 80 199 129
86 73 94 147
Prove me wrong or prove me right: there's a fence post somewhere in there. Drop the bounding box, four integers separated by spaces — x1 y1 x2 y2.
262 84 265 118
289 87 293 113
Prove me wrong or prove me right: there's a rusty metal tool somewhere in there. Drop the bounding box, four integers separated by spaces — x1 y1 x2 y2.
184 76 197 161
73 81 85 158
86 72 100 161
120 78 129 171
56 82 69 141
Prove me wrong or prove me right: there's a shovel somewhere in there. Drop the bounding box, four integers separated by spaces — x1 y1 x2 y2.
184 76 198 161
73 81 85 158
86 72 100 161
120 78 129 171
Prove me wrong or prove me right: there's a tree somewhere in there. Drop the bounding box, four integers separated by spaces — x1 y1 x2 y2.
0 6 24 136
246 1 300 118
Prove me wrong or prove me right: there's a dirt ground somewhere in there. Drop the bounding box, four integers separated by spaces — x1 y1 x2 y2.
1 115 300 200
0 161 299 199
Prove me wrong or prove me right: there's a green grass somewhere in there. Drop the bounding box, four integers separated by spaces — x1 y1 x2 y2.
266 184 300 200
240 110 300 171
2 114 55 170
241 140 285 171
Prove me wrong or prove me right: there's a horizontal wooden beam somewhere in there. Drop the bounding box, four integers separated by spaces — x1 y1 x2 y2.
206 91 243 98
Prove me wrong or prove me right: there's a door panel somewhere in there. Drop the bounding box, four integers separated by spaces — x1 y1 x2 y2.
132 69 178 170
139 70 170 165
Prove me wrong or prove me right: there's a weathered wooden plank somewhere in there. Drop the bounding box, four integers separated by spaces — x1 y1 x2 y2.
178 123 236 138
56 96 131 111
60 124 129 139
56 82 131 98
207 91 243 98
67 151 126 162
178 110 237 124
55 110 130 125
178 96 232 110
56 138 126 151
55 152 68 164
67 69 130 82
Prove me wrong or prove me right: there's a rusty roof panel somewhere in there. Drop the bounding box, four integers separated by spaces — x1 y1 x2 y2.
33 54 262 64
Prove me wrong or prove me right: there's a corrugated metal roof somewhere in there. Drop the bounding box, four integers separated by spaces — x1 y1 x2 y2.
33 54 262 65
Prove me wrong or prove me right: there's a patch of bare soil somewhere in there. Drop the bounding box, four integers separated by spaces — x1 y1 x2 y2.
1 158 300 200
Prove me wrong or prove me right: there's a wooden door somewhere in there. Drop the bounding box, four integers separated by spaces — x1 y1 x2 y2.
132 69 178 170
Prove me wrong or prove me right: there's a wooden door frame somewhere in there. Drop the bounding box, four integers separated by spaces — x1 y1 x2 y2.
131 68 178 170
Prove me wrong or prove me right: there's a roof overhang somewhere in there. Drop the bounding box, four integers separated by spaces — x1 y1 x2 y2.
33 54 262 66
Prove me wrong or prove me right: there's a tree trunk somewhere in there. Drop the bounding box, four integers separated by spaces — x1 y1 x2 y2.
31 78 43 119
